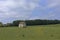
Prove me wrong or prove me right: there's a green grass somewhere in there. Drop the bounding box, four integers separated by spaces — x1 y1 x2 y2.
0 24 60 40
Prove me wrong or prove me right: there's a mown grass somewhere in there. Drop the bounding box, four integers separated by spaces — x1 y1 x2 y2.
0 24 60 40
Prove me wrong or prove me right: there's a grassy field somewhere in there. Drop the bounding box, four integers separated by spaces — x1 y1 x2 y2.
0 24 60 40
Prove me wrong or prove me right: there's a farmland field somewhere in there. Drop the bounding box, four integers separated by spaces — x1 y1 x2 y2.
0 24 60 40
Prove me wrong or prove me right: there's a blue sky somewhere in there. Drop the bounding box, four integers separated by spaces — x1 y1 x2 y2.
0 0 60 23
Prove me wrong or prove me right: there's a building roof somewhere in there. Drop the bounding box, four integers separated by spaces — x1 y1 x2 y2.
19 21 26 24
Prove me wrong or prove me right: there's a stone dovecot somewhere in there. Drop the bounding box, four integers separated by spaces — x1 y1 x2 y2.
18 21 26 28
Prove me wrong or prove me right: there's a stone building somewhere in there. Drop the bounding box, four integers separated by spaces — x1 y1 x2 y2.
19 21 26 28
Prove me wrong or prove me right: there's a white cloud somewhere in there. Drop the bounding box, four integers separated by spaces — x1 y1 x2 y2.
0 0 40 23
0 0 60 23
46 0 60 8
47 3 58 8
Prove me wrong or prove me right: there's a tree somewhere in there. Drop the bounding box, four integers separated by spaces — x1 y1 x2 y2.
0 22 3 27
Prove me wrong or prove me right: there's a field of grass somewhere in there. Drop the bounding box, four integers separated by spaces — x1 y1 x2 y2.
0 24 60 40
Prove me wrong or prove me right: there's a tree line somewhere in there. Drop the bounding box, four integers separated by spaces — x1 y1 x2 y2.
0 19 60 27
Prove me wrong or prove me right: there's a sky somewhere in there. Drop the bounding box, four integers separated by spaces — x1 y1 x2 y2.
0 0 60 23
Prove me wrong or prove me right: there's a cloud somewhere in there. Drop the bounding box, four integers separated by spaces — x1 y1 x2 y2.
39 0 60 20
0 0 60 23
46 0 60 8
0 0 40 23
